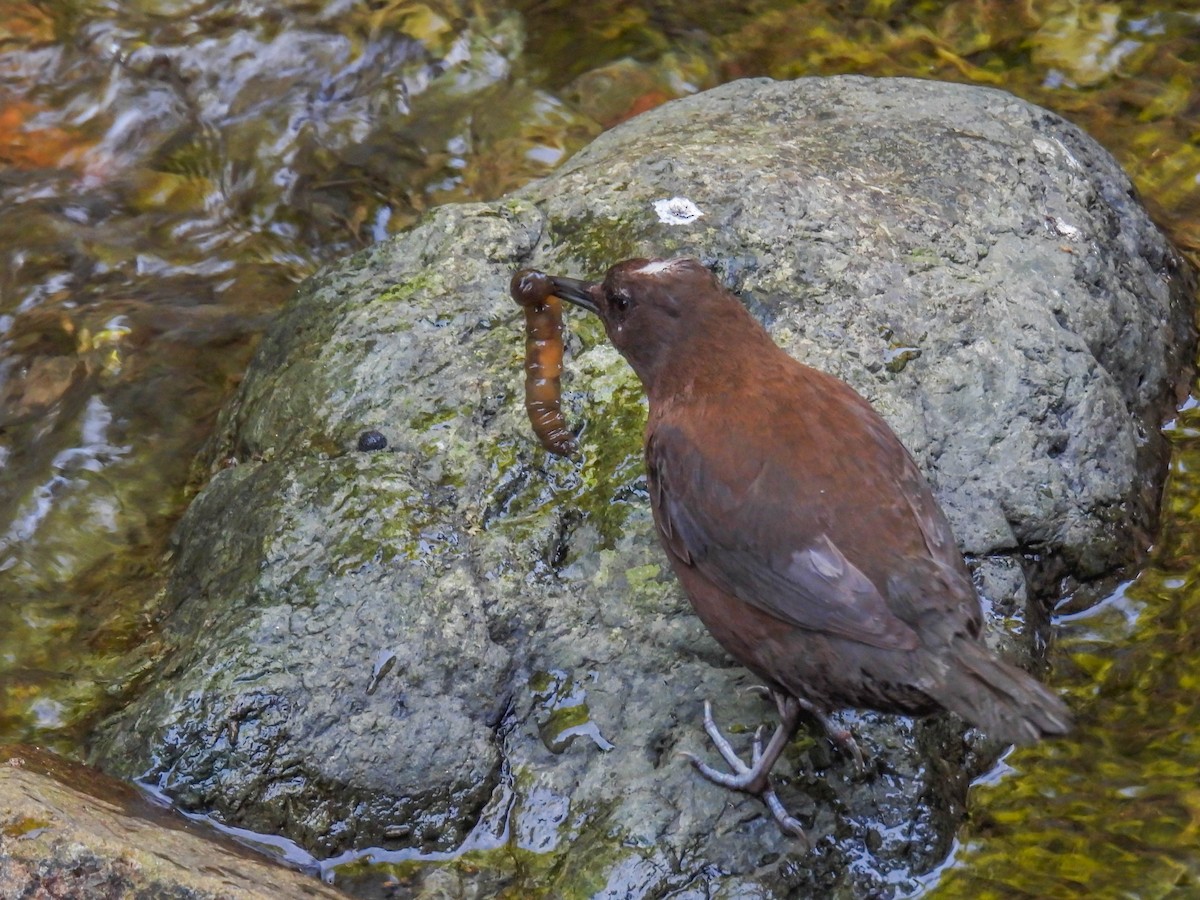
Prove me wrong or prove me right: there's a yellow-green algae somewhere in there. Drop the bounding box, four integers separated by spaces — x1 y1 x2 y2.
376 271 445 306
547 212 644 275
483 311 646 553
1 815 53 838
573 396 646 546
318 456 469 574
530 669 614 754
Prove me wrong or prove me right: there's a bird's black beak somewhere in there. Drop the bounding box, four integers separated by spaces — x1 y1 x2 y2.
550 276 600 315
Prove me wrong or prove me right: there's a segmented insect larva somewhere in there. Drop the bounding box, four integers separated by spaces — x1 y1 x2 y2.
510 268 577 456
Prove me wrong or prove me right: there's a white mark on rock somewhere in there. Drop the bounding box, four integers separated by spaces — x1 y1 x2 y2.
1046 215 1082 240
653 196 704 225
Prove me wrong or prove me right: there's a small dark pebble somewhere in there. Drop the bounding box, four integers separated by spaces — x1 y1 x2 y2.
357 430 388 452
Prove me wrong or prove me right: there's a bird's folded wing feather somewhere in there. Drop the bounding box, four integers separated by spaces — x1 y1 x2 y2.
647 423 922 651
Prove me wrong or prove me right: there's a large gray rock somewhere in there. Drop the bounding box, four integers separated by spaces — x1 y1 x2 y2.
88 76 1194 898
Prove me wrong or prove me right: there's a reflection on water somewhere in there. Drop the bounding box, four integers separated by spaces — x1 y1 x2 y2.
931 541 1200 895
1 0 1199 895
922 401 1200 896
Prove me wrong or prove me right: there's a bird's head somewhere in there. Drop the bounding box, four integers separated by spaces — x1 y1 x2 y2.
550 257 738 391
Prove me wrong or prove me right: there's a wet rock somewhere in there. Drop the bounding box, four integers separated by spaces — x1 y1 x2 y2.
88 77 1195 897
0 746 347 900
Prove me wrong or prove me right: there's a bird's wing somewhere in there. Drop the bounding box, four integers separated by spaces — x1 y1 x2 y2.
647 421 922 652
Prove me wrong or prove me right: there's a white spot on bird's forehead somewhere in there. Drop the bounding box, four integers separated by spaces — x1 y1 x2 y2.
652 196 704 225
634 258 688 277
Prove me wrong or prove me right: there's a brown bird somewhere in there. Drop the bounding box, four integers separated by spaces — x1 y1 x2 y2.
542 257 1072 839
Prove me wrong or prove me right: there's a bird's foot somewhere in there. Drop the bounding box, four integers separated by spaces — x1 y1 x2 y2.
792 696 866 772
681 699 808 841
682 701 767 790
827 726 865 772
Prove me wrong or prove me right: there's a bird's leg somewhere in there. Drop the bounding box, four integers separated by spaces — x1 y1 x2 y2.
681 694 807 839
746 685 865 771
791 695 865 771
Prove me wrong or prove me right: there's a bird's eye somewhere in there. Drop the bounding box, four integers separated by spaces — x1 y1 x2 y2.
611 291 632 313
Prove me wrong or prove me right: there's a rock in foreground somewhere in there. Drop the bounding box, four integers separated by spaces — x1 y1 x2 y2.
0 746 347 900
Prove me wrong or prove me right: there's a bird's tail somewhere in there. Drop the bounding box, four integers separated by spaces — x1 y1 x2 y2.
936 640 1072 745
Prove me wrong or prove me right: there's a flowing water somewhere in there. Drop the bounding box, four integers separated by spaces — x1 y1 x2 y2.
1 1 1198 895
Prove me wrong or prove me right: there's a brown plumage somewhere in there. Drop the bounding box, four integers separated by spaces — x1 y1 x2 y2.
539 256 1071 839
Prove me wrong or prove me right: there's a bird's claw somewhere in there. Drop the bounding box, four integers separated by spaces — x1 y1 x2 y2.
684 752 757 790
792 696 866 772
763 788 810 844
685 697 808 840
699 700 754 776
830 727 866 773
751 724 765 766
